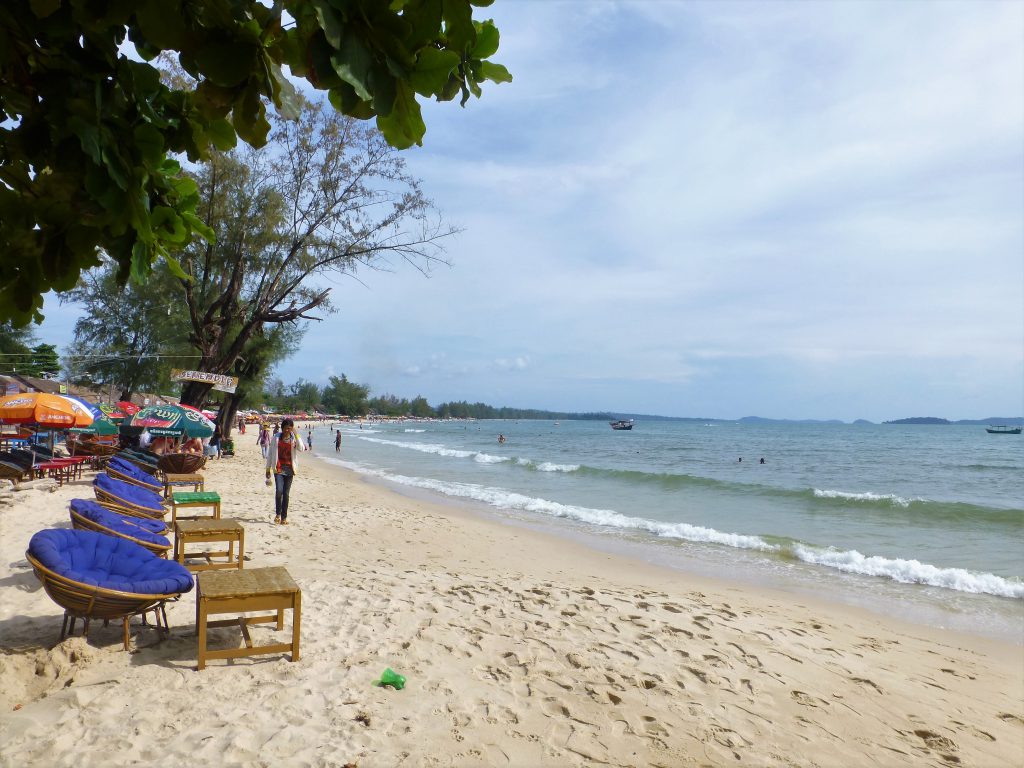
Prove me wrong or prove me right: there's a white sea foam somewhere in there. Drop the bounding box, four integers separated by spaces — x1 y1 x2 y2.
357 435 511 463
536 462 581 473
404 429 426 433
793 545 1024 599
814 489 917 508
336 464 774 552
474 453 510 464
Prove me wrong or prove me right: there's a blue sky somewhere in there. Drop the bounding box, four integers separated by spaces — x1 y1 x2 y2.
39 1 1024 421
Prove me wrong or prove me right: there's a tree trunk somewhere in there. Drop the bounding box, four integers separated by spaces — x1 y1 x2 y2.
179 380 214 407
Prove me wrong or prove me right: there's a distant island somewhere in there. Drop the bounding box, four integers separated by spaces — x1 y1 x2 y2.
883 417 1024 426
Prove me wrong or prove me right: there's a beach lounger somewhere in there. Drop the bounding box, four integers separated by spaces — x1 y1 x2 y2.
116 450 160 475
94 473 167 520
0 459 28 484
69 499 171 557
26 528 193 650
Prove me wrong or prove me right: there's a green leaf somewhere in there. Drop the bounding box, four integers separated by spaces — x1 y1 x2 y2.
68 117 102 165
442 0 475 53
135 0 189 51
477 60 511 84
151 206 188 243
330 31 374 102
182 212 215 243
232 83 271 147
196 37 258 87
327 85 376 120
206 118 238 151
375 82 423 149
133 122 165 166
162 253 192 280
471 20 499 59
408 47 460 97
267 59 302 120
130 240 151 284
311 0 343 49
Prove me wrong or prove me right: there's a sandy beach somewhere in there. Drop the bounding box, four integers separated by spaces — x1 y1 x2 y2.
1 427 1021 767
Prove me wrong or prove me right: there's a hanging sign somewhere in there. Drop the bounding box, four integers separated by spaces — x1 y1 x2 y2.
170 369 239 394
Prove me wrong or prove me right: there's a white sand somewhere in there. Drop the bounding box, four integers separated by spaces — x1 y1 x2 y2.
1 428 1021 767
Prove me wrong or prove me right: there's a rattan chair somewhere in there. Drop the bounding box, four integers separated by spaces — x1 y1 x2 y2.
106 463 163 494
94 473 167 520
26 529 193 650
157 452 207 475
69 499 171 557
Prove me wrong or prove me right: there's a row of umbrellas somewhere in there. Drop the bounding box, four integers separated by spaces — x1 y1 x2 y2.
0 393 217 438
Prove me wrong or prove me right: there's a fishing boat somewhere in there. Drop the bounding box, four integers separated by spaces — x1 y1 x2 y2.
985 425 1021 434
609 419 634 431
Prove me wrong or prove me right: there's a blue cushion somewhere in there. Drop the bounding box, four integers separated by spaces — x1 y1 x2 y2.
71 498 166 534
108 459 161 487
69 499 170 547
94 473 164 511
28 529 193 595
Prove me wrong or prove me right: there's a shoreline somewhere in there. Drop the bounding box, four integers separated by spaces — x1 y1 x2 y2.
312 439 1024 646
1 427 1021 766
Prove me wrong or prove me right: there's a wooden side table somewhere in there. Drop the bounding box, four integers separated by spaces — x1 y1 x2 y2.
174 518 244 571
163 472 205 498
195 566 301 671
170 490 221 524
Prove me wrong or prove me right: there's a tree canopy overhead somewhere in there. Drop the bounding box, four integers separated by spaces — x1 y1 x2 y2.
0 0 510 326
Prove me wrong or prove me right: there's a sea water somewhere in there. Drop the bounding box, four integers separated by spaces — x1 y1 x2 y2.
315 420 1023 642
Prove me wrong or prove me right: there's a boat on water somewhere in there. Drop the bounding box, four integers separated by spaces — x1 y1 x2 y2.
609 419 634 431
985 425 1021 434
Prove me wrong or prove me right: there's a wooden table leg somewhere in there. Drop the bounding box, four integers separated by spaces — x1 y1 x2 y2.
292 589 301 662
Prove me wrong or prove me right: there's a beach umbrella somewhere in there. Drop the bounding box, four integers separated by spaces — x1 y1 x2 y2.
70 415 120 436
130 404 215 438
117 401 141 416
98 403 127 421
0 392 80 427
56 395 96 428
63 394 104 422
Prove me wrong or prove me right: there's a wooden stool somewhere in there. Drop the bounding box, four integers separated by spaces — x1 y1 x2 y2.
174 518 244 571
170 490 221 524
195 567 301 671
163 472 205 498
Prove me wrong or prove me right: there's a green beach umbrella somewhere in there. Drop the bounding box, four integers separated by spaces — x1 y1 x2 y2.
70 416 119 436
130 404 215 438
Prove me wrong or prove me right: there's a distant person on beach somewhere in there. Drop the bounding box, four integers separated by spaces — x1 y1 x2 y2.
498 434 506 444
335 430 342 452
307 428 313 449
210 423 222 459
257 425 270 458
760 457 766 464
265 418 305 525
738 457 742 462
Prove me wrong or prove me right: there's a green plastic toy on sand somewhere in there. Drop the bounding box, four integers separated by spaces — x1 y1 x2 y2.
374 667 406 690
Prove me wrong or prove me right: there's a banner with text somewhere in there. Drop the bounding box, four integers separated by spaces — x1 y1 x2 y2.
171 369 239 394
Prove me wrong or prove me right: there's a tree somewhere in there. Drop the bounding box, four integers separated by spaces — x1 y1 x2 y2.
321 374 369 415
176 99 453 408
0 0 510 327
20 343 61 378
0 321 34 373
62 256 191 400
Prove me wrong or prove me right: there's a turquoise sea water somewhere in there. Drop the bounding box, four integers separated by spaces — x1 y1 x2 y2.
312 420 1023 642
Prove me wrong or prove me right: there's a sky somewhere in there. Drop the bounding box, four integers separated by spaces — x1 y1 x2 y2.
37 0 1024 422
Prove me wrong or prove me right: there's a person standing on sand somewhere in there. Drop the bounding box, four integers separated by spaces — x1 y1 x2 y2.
265 418 305 525
335 429 341 452
307 427 313 450
257 424 270 458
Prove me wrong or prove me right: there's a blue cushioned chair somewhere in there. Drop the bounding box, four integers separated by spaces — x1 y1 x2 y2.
106 458 163 494
94 473 166 520
69 499 171 556
27 529 193 650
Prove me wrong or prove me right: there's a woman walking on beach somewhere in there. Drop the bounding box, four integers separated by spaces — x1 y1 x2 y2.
257 424 270 458
265 418 305 525
335 429 341 452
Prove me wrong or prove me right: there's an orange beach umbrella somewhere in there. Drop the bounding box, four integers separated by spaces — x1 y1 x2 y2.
0 393 84 427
